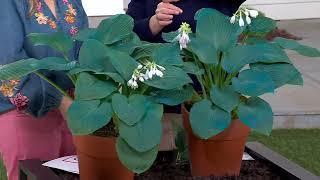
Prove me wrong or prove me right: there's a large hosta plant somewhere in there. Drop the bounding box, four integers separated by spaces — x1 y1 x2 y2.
0 14 193 173
164 8 320 139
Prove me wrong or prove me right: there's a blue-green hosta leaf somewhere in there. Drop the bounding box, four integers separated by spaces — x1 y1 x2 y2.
273 37 320 57
181 62 204 75
237 97 273 135
162 30 179 42
111 33 142 54
132 43 163 60
187 37 218 65
287 73 304 86
222 43 291 73
143 66 192 90
28 32 73 56
79 39 116 72
95 72 125 84
190 99 231 139
247 15 276 33
116 137 158 174
73 28 97 41
0 57 74 80
75 72 117 100
250 63 303 88
195 8 243 51
152 43 183 66
210 85 240 112
67 100 113 135
232 69 275 96
151 85 194 106
93 14 134 44
245 37 269 45
112 94 147 126
118 101 163 152
106 47 138 81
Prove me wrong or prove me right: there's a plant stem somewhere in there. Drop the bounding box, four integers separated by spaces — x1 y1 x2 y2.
35 71 71 98
192 53 208 99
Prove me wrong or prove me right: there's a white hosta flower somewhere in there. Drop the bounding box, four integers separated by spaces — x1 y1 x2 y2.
137 64 143 70
246 15 252 25
179 32 191 50
127 79 138 89
230 15 236 24
231 6 259 27
127 66 146 89
145 61 166 79
127 62 166 89
239 15 245 27
249 9 259 18
176 22 192 50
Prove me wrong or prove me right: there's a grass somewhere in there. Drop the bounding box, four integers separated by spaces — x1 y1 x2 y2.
0 158 6 180
249 129 320 176
0 129 319 179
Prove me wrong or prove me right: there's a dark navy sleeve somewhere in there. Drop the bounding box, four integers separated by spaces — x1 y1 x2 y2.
217 0 246 16
126 0 162 42
0 0 63 117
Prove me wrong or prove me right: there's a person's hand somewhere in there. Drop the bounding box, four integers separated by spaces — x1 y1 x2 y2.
149 1 183 35
59 96 73 121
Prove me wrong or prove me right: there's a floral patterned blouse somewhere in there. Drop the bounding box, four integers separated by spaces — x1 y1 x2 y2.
0 0 88 117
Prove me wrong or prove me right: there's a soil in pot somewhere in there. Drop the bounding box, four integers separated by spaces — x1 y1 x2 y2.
54 155 283 180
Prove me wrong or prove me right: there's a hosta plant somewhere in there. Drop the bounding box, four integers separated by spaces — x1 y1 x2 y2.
0 14 193 173
164 8 320 140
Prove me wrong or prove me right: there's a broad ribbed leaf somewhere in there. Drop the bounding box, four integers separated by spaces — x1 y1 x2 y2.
132 43 162 60
210 85 240 112
222 43 291 73
112 94 147 126
182 62 204 75
111 33 142 54
106 47 138 81
187 37 218 65
116 137 158 174
250 63 303 88
95 72 125 84
73 28 97 41
143 66 192 90
237 97 273 135
79 39 116 72
75 72 117 100
93 14 134 44
28 32 73 56
190 99 231 139
151 85 194 106
118 101 163 152
67 100 113 135
153 43 183 66
195 8 242 51
273 38 320 57
0 57 74 80
162 31 179 42
232 69 275 96
247 15 276 33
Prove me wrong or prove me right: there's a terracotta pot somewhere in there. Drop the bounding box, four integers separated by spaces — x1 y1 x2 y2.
73 135 134 180
182 105 250 177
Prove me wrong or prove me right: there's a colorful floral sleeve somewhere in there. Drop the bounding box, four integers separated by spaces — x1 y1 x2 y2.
0 0 63 117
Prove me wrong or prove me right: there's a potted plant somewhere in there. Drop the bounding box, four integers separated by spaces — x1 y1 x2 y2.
163 6 320 177
0 14 194 179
